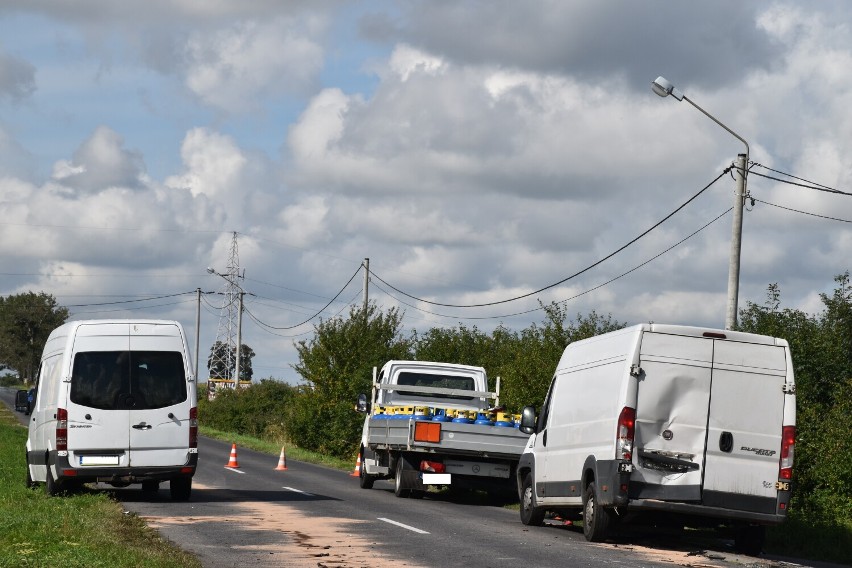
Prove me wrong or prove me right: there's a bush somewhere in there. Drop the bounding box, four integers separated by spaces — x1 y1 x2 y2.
198 379 295 440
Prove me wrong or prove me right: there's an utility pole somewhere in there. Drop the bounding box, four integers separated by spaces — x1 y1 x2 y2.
726 153 747 330
194 287 201 380
209 232 244 388
362 257 370 312
235 290 244 385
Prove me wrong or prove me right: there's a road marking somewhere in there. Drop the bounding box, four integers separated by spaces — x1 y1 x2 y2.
282 486 314 496
377 517 430 534
224 467 246 474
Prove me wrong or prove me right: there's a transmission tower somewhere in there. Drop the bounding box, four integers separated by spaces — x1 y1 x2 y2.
208 232 243 385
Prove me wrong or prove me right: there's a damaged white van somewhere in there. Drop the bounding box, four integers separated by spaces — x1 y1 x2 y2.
517 324 796 554
26 320 198 500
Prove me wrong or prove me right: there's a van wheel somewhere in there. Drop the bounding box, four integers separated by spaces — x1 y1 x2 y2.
734 525 765 555
170 477 192 501
394 458 410 498
520 473 545 526
25 465 37 489
45 468 63 497
583 482 612 542
142 480 160 494
359 450 375 489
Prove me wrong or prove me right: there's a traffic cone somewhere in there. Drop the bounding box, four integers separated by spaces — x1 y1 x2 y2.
349 454 361 477
226 443 239 468
275 447 288 471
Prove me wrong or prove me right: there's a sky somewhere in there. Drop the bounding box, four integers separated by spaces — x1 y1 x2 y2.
2 1 852 383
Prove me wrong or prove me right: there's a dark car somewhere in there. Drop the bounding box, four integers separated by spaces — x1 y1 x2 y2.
14 389 28 412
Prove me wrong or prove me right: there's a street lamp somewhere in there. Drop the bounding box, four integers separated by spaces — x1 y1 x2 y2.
652 76 749 330
207 267 244 388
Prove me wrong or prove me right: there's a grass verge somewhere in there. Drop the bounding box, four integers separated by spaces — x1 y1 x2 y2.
0 404 201 568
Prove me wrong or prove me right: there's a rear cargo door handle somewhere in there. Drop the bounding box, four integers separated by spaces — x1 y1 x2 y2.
132 423 152 430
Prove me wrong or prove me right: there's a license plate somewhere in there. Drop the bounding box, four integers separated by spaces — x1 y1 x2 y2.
79 455 120 466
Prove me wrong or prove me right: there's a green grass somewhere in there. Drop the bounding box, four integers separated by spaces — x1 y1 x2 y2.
0 406 201 568
767 516 852 565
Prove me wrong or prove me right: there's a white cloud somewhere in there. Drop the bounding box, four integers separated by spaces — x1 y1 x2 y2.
183 16 325 113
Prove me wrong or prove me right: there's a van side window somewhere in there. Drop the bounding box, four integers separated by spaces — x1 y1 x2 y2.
71 351 186 410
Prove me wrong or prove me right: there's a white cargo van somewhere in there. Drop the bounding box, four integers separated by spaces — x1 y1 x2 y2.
26 320 198 500
517 324 796 554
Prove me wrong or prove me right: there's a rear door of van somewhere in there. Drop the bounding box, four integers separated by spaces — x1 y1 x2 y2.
67 323 133 468
701 340 787 513
127 322 192 468
633 332 712 501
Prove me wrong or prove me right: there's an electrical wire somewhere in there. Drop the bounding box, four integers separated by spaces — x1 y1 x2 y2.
749 164 852 197
370 169 729 308
752 199 852 224
63 291 199 308
371 208 732 321
240 265 363 330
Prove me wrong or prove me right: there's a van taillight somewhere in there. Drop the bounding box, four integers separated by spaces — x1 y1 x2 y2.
616 406 636 461
189 407 198 448
56 408 68 451
779 425 795 480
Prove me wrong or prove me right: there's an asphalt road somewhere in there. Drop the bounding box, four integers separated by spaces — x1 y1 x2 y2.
0 386 837 568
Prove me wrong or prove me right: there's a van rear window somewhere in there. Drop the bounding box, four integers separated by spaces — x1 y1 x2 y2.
395 372 477 401
71 351 187 410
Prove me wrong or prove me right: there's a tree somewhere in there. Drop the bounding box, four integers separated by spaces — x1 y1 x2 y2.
207 341 255 382
0 292 69 380
288 304 410 458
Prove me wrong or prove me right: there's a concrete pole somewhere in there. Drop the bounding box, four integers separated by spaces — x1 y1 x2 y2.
725 153 747 330
194 288 201 380
235 291 243 387
362 257 370 312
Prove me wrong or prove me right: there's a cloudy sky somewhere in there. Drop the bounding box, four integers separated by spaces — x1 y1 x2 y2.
2 1 851 382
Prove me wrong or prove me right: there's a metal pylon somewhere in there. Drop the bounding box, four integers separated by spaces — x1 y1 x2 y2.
209 232 242 383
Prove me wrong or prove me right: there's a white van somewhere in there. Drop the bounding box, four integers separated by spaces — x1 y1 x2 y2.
26 320 198 500
517 324 796 554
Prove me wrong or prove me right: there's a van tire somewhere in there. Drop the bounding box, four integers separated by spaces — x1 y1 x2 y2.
170 477 192 501
394 457 410 498
142 480 160 494
583 482 612 542
520 473 545 526
45 468 62 497
734 525 765 556
25 464 37 489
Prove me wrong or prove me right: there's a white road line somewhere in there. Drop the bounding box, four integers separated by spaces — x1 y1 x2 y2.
377 517 430 534
224 467 246 474
282 486 314 496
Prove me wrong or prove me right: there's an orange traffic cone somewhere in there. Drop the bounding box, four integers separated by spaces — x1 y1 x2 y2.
275 447 288 471
350 454 361 477
226 443 240 468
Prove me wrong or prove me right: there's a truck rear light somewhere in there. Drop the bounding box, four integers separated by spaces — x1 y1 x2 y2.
616 406 635 461
56 408 68 451
189 407 198 449
420 460 445 473
779 425 795 480
414 421 441 443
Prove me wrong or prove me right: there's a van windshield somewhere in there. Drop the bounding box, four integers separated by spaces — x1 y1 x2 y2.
70 351 187 410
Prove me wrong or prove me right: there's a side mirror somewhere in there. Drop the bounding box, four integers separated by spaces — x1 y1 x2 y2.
519 405 537 435
355 393 370 414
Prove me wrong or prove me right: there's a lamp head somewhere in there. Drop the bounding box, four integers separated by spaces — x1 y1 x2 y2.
206 267 215 275
651 76 684 101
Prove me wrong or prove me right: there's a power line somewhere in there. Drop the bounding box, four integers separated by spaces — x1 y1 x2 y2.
242 265 363 330
749 163 852 197
371 169 729 308
753 199 852 224
63 291 199 308
371 208 732 322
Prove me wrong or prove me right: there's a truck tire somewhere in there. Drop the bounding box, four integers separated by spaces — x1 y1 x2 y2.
520 473 545 526
394 458 410 498
170 477 192 501
583 481 612 542
359 451 375 489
